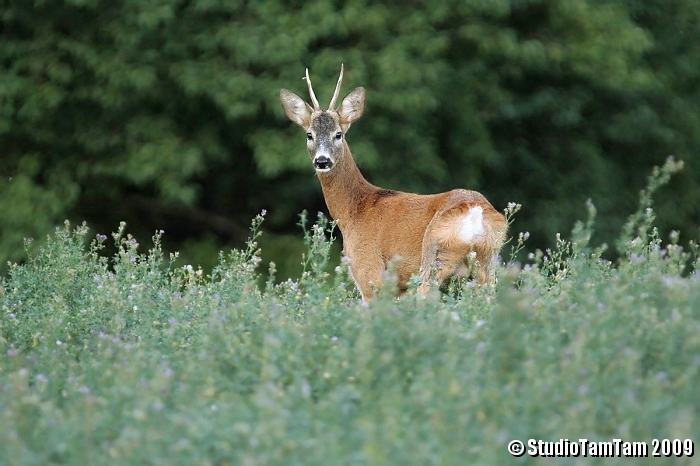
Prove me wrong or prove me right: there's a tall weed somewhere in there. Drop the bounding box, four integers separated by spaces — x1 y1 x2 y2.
1 159 699 465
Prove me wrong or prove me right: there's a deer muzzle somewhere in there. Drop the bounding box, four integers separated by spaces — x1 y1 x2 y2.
313 155 333 171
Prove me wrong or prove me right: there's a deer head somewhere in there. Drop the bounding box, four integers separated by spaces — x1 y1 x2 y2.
280 65 366 173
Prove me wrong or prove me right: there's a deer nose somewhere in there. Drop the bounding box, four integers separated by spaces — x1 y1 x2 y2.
314 155 333 170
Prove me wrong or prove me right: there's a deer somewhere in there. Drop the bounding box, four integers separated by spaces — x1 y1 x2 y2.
280 65 507 302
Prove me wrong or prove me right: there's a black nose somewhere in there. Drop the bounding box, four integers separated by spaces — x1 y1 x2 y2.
314 156 333 170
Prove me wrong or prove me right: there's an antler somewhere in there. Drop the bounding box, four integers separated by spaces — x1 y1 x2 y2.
304 68 321 111
328 64 344 110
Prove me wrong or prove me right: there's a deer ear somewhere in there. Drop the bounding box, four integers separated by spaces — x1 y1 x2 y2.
338 87 365 131
280 89 313 127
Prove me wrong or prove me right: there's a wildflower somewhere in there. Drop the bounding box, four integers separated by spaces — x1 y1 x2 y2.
629 253 644 264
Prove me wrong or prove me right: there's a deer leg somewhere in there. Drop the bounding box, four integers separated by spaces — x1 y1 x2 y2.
348 259 384 302
418 230 440 296
474 246 496 286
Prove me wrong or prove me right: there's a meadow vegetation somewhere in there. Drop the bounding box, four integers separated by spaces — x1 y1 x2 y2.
1 158 699 465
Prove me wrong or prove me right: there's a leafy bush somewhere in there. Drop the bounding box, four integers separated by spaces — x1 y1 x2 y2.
1 159 699 465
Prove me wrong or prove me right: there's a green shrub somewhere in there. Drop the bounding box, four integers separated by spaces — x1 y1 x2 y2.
1 159 699 465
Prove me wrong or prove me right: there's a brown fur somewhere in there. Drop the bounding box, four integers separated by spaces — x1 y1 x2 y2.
280 67 507 301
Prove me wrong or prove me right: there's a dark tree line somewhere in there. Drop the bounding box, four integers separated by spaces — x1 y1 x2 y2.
1 0 698 277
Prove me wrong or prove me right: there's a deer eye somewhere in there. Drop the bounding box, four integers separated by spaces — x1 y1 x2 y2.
306 132 313 141
335 132 343 140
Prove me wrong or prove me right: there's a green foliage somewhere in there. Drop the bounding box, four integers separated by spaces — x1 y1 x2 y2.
1 164 700 464
1 0 699 272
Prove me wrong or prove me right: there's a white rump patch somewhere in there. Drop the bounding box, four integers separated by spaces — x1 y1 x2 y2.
458 206 485 242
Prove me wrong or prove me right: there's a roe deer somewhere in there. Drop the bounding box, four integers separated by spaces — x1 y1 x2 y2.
280 65 507 301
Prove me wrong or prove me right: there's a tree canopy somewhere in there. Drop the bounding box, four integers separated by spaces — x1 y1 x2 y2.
1 0 699 275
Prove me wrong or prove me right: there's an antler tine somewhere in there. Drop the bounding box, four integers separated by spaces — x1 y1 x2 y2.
304 68 321 111
328 64 344 110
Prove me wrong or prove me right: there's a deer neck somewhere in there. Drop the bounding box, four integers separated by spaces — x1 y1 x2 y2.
317 144 376 221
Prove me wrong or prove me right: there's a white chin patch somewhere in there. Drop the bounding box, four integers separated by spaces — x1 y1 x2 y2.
315 167 331 173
